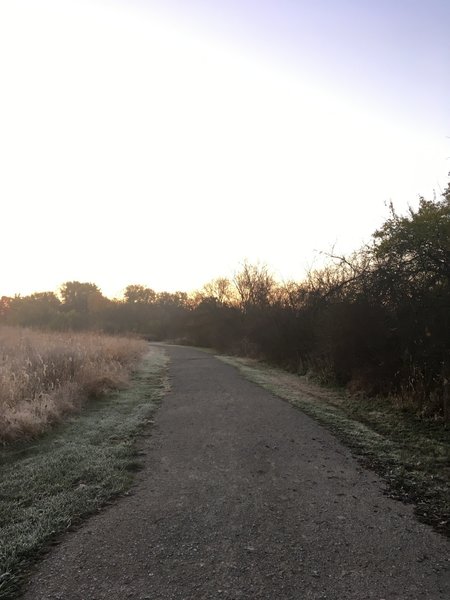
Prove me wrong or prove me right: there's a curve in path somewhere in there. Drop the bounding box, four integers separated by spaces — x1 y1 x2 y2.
24 345 449 599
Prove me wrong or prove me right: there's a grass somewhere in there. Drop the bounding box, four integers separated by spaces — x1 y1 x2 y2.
0 326 149 441
219 355 450 537
0 346 169 600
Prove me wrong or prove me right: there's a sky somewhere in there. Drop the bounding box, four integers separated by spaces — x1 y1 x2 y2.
1 0 449 298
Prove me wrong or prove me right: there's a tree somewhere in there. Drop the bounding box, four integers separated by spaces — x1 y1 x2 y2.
59 282 107 329
369 185 450 415
124 285 156 304
233 261 275 311
60 282 103 313
6 292 61 327
201 278 235 306
373 195 450 287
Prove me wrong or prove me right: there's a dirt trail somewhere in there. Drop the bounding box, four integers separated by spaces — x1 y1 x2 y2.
23 345 449 599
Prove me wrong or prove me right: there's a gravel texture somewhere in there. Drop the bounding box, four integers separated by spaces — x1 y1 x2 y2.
23 345 450 599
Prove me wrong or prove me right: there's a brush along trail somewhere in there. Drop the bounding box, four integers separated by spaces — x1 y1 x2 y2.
24 345 449 599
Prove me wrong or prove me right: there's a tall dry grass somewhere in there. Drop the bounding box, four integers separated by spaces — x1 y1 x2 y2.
0 326 148 442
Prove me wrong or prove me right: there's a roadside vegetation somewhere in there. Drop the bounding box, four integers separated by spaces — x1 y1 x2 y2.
0 346 168 600
1 179 448 550
220 356 449 536
1 179 449 422
0 326 148 442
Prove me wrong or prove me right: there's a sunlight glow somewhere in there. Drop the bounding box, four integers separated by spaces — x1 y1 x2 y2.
0 0 448 297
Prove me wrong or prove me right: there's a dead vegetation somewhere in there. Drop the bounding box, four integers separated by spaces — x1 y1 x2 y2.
0 326 148 442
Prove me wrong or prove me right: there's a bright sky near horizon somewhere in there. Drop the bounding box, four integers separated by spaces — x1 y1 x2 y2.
1 0 449 298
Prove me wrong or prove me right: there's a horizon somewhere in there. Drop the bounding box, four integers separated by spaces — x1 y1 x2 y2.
1 0 449 299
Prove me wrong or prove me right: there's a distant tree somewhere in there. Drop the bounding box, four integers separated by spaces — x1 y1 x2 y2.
124 285 156 304
60 282 103 313
201 277 235 306
233 261 275 311
156 291 190 308
6 292 61 328
29 291 61 310
59 281 108 329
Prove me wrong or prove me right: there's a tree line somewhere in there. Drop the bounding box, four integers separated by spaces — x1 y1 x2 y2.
2 180 449 419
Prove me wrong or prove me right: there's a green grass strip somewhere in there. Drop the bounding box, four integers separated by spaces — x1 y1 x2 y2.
219 355 450 538
0 347 168 600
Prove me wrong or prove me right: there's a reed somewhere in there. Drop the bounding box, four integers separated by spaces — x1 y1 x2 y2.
0 326 148 441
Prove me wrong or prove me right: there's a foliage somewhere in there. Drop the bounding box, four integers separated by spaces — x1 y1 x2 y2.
124 284 157 304
1 180 449 418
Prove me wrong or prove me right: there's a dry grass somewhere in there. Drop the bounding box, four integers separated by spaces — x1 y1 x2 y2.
0 346 168 599
0 326 148 442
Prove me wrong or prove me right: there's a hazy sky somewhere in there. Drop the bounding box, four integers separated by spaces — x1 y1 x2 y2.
1 0 449 298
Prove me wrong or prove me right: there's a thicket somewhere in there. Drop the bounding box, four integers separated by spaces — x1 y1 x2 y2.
1 181 449 419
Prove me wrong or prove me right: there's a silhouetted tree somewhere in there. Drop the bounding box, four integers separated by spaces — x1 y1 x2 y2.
59 282 108 329
124 285 156 304
5 292 61 328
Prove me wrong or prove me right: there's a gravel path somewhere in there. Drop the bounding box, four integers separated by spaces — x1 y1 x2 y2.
23 345 449 599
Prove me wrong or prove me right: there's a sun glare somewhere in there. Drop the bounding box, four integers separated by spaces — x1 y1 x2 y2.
0 0 448 297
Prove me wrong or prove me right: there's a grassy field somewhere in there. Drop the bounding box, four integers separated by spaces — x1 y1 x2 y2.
219 355 450 537
0 326 149 442
0 344 168 600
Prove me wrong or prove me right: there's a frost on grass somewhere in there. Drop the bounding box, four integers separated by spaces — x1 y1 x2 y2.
219 355 450 535
0 326 148 441
0 344 168 600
